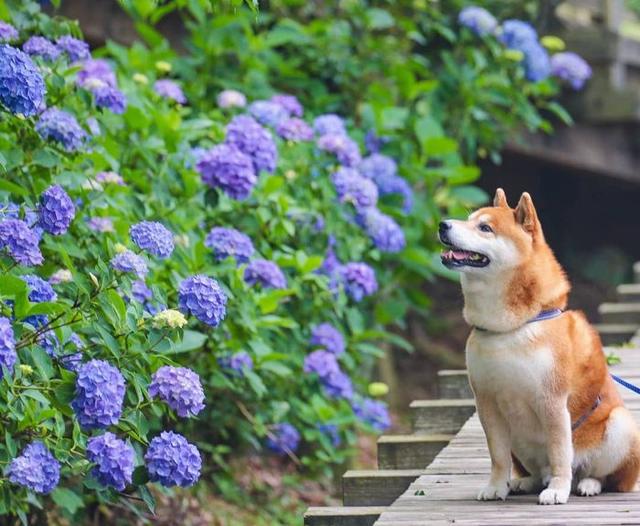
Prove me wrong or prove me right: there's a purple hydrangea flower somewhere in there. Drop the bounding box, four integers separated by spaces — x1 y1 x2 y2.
359 153 397 181
149 366 205 418
38 185 75 235
21 274 57 303
0 317 16 379
86 217 114 233
86 116 100 136
353 398 391 431
7 442 60 494
93 85 126 114
56 35 90 62
310 323 345 356
95 171 125 185
357 208 406 253
23 36 60 61
217 89 247 109
266 423 300 454
458 6 498 36
204 227 254 262
86 432 135 491
323 370 354 400
499 20 538 50
72 359 126 429
374 174 414 213
130 221 174 259
0 202 19 220
313 114 346 136
317 134 361 167
178 275 227 327
551 52 592 90
131 279 153 303
275 117 313 141
110 250 148 278
303 350 339 378
244 259 287 289
144 431 201 487
340 262 378 301
331 167 378 209
154 79 186 104
364 130 389 154
0 45 46 116
218 351 253 376
77 58 116 88
270 94 303 117
196 144 257 200
36 108 87 152
0 21 18 42
318 424 341 447
319 243 341 277
248 100 289 127
225 115 278 174
521 41 550 82
0 219 43 265
58 333 84 372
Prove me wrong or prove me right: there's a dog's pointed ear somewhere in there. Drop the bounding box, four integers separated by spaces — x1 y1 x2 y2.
493 188 509 208
514 192 540 234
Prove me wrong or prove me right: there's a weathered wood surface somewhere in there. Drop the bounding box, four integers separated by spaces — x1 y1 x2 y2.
374 346 640 525
410 399 476 435
594 323 638 345
599 302 640 324
437 370 473 399
343 470 423 506
304 506 386 526
377 434 452 470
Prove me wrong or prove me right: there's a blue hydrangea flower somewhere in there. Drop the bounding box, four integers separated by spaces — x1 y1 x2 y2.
458 6 498 36
551 52 592 90
21 274 57 303
357 208 406 253
310 323 345 356
72 359 126 429
319 243 341 277
22 36 60 61
318 424 341 447
179 275 227 327
0 45 46 116
331 167 378 209
359 153 397 181
244 259 287 289
271 94 303 117
218 351 253 376
317 134 361 167
499 20 538 50
374 174 414 213
149 366 205 418
86 217 114 233
0 21 18 42
93 85 126 114
58 333 84 372
0 316 16 379
323 370 354 400
217 89 247 109
76 58 116 87
204 227 254 262
225 115 278 174
56 35 90 62
196 144 257 200
521 41 550 82
266 423 300 454
0 219 43 266
131 279 153 303
364 130 389 154
38 185 75 235
144 431 201 487
86 116 100 136
36 108 87 152
353 398 391 431
303 350 340 378
154 79 186 104
110 250 148 278
340 262 378 301
86 432 135 491
7 442 60 494
0 202 19 220
275 117 313 141
248 100 289 127
130 221 174 259
313 114 346 136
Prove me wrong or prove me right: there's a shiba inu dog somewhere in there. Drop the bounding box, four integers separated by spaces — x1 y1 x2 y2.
438 188 640 505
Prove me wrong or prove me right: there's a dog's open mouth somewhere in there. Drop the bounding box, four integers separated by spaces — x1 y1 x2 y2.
441 245 490 268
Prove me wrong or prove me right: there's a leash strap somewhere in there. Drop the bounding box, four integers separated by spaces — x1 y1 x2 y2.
611 373 640 395
571 395 601 431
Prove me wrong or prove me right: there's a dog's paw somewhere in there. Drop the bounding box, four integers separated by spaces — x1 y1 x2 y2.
477 483 509 501
509 476 541 494
538 487 570 505
577 478 602 497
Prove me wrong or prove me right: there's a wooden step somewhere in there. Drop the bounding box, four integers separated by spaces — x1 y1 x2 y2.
304 506 386 526
437 369 473 399
634 261 640 284
599 303 640 324
595 323 638 345
410 399 475 434
377 434 452 470
342 469 422 506
617 283 640 303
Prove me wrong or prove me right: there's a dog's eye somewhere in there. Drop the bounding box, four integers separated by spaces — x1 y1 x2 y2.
478 223 493 233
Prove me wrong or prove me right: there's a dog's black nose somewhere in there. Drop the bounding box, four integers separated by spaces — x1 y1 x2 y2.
439 221 451 234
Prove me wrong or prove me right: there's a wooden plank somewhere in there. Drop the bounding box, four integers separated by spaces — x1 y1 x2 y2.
410 398 475 435
635 261 640 283
343 470 422 507
304 506 386 526
598 302 640 324
377 434 452 470
617 283 640 302
437 370 473 399
595 323 638 345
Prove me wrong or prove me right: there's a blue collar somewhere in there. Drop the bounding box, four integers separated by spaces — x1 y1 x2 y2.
475 308 564 333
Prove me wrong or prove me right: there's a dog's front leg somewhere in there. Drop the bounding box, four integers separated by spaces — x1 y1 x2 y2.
476 394 511 501
538 397 573 505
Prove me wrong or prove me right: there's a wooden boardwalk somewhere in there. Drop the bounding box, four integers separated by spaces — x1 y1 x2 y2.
374 346 640 525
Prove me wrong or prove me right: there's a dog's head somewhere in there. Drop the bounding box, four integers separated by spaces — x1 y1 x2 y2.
439 188 543 274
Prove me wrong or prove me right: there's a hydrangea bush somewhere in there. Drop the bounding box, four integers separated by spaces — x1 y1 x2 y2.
0 0 589 521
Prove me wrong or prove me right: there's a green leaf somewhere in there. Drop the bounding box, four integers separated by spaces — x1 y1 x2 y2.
244 370 267 397
51 487 84 514
171 330 207 353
